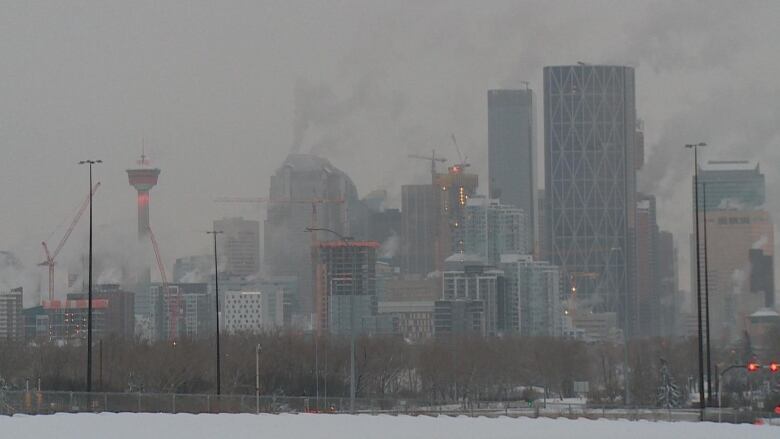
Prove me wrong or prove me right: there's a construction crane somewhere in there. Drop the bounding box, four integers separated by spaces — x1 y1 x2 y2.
148 226 180 341
449 134 471 171
39 182 101 302
408 150 447 183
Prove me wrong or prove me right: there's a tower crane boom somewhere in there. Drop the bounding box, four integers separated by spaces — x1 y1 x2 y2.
39 182 101 302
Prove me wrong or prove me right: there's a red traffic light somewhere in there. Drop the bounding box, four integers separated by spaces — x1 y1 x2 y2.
747 362 761 372
775 404 780 415
770 361 779 373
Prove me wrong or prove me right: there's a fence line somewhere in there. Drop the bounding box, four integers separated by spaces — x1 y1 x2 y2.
0 390 765 423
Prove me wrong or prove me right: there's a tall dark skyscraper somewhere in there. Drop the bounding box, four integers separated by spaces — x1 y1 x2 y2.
543 65 638 334
488 89 536 251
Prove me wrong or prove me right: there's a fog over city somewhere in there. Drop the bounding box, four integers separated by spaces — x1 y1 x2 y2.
0 0 778 306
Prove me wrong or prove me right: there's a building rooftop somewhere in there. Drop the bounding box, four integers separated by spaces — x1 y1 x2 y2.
700 160 759 172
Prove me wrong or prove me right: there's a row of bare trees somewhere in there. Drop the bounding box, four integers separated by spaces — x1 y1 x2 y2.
0 331 766 407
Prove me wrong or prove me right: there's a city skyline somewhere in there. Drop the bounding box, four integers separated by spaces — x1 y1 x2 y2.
0 1 778 310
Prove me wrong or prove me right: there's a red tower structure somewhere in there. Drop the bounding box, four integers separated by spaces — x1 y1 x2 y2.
126 153 160 240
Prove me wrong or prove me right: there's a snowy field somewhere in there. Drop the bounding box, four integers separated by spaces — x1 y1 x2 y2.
1 413 778 439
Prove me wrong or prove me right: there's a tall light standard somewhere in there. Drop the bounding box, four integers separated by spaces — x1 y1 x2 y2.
256 344 262 414
685 141 707 419
305 227 356 413
207 229 224 395
78 159 101 392
702 182 713 406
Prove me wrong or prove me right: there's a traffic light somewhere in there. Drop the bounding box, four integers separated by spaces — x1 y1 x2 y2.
775 404 780 416
769 361 779 373
747 361 761 372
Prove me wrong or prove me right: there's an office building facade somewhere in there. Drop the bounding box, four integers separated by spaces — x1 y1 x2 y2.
544 64 638 334
488 88 536 251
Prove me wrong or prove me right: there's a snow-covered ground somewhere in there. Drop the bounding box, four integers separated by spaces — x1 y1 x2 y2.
0 413 777 439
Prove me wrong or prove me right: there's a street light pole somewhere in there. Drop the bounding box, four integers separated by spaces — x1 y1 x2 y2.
685 142 707 419
702 182 713 406
717 364 745 423
78 159 101 393
256 344 262 414
207 229 224 395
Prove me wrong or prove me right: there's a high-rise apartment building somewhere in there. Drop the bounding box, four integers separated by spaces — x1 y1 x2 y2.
0 287 23 342
635 194 660 336
440 254 505 336
488 88 536 251
314 240 380 335
544 64 638 335
464 196 527 265
214 217 260 278
500 254 563 337
435 166 479 259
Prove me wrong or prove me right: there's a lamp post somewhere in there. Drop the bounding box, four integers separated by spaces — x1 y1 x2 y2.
78 159 101 393
207 229 224 395
702 182 713 406
305 227 356 413
684 142 707 419
717 364 746 423
256 344 262 414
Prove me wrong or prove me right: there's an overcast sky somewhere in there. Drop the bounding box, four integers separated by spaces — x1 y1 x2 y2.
1 0 779 303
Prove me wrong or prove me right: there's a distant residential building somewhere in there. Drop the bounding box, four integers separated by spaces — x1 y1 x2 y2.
488 88 536 251
68 284 135 339
377 278 440 340
223 290 285 334
0 287 23 342
43 298 109 341
657 231 679 337
435 166 479 259
440 254 505 336
635 194 661 337
464 196 527 265
434 299 485 336
314 240 380 335
214 217 260 277
500 254 563 336
544 65 638 335
148 283 213 341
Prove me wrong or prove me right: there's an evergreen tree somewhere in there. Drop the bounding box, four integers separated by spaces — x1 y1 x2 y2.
656 358 682 408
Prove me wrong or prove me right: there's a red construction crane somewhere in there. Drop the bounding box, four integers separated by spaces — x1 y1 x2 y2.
148 226 180 341
39 182 101 302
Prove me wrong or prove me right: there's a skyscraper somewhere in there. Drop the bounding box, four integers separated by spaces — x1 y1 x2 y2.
435 165 479 259
464 196 527 265
488 88 536 251
543 65 638 334
401 184 439 276
697 160 765 210
214 217 260 277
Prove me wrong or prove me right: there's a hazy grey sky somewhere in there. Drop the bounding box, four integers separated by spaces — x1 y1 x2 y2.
1 1 779 302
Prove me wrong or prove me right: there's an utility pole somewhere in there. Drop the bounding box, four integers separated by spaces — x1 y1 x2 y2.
78 159 101 393
684 142 706 420
207 229 224 395
702 182 713 406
